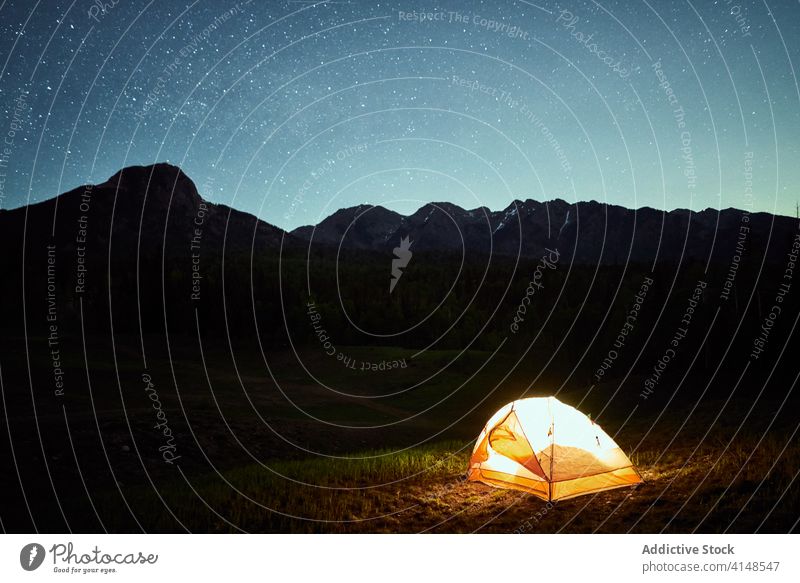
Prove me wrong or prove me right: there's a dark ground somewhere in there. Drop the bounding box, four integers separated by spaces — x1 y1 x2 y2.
1 335 797 533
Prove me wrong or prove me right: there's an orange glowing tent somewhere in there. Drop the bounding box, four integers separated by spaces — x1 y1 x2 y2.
468 397 642 501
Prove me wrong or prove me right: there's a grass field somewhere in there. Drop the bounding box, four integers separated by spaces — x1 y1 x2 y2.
3 336 798 533
99 433 799 533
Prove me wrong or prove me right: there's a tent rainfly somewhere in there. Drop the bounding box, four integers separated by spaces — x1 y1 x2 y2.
468 397 643 501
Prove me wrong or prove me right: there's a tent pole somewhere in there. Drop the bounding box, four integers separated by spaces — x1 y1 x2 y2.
548 398 555 503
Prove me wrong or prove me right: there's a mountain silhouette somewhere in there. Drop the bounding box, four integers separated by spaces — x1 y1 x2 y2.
293 198 797 265
0 163 289 261
0 162 797 344
2 163 795 268
0 163 296 336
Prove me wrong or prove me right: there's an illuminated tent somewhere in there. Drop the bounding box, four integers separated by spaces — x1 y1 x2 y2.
468 397 642 501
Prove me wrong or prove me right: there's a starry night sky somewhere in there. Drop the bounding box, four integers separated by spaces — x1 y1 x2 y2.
0 0 798 230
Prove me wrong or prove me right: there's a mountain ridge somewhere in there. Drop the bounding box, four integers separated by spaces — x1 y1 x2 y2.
291 196 796 265
1 163 796 267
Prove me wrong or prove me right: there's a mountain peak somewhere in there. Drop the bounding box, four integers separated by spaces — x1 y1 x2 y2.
98 163 203 212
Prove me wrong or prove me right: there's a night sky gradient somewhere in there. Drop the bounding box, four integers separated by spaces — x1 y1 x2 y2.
1 0 798 230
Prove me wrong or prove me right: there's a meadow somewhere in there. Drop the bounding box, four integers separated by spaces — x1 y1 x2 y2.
3 335 797 533
82 341 799 534
98 433 799 533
